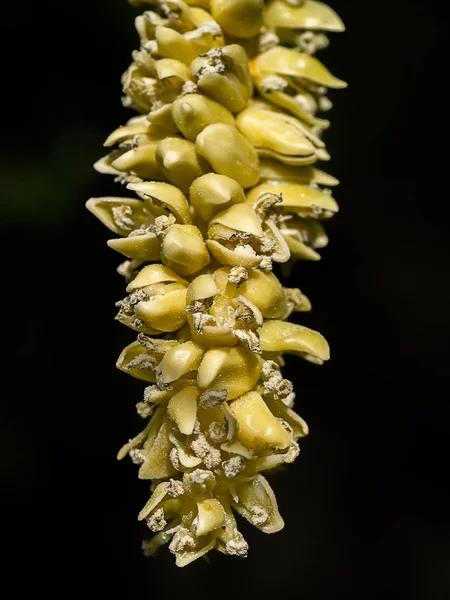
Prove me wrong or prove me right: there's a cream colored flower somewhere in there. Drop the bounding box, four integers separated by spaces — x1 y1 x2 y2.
88 0 345 565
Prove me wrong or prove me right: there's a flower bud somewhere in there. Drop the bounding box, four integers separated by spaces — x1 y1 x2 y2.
189 173 245 222
210 0 264 39
162 224 211 275
196 124 260 188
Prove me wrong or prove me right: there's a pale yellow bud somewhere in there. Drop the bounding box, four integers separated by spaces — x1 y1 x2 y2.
155 17 224 65
229 391 291 450
156 27 199 65
259 320 330 364
110 143 165 180
196 498 225 536
210 0 263 38
155 137 212 194
162 224 211 276
155 58 193 85
167 387 199 435
196 124 260 189
186 21 226 57
189 173 245 222
172 94 235 142
107 233 160 261
264 0 345 33
186 273 218 304
191 45 253 114
238 269 287 319
197 346 261 399
158 341 205 384
116 338 177 382
126 264 188 292
236 102 327 165
135 285 188 332
148 103 179 134
209 203 263 237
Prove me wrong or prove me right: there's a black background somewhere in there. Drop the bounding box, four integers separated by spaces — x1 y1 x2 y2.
2 1 449 598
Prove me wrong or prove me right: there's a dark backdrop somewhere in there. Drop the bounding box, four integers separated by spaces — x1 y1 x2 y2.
2 1 449 598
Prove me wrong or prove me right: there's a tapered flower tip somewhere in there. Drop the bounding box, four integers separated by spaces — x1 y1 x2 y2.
264 0 345 33
259 320 330 363
254 46 347 89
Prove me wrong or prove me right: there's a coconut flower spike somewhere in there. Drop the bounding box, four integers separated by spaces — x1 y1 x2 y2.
87 0 345 567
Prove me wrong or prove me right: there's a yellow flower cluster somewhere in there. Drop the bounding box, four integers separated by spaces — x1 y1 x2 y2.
87 0 345 566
